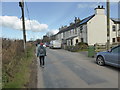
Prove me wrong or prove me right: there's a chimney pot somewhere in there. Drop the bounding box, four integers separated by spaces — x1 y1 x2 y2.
98 5 100 8
101 5 103 8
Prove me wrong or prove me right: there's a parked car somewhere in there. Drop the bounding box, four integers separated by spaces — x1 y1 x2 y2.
44 42 49 47
96 45 120 68
49 40 61 49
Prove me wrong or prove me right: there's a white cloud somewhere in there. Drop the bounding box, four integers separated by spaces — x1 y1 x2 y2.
49 29 59 35
46 29 59 37
0 16 48 32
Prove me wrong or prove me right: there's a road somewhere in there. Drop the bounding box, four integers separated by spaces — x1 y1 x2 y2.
37 48 119 88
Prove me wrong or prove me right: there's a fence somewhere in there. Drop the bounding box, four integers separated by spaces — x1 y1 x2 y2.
94 43 119 52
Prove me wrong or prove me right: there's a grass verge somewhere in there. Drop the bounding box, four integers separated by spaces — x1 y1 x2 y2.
3 45 36 88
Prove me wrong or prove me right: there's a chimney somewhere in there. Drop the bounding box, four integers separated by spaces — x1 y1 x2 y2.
74 17 77 23
98 5 100 8
64 25 67 28
77 17 80 22
74 17 80 23
70 22 74 26
101 5 104 8
95 5 105 15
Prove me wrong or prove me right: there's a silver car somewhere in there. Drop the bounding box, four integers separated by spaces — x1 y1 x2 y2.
96 45 120 68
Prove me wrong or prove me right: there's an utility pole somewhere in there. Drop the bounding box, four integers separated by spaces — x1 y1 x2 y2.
19 0 26 51
106 0 110 50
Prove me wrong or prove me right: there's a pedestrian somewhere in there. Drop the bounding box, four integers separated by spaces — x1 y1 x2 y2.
37 43 47 68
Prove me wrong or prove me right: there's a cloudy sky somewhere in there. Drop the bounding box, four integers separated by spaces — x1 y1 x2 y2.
1 1 119 41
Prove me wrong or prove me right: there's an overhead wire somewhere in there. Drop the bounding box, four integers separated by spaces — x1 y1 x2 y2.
25 1 35 41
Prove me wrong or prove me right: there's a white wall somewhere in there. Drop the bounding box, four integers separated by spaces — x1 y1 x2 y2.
95 8 105 15
87 14 107 45
87 14 119 45
79 24 87 43
73 36 80 46
61 33 63 39
109 20 119 44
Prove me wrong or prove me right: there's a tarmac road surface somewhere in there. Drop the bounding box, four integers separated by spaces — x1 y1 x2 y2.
37 48 119 88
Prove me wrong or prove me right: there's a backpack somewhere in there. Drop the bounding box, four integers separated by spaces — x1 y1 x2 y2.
40 47 44 54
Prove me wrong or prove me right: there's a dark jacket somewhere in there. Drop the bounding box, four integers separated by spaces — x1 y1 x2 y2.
37 45 46 57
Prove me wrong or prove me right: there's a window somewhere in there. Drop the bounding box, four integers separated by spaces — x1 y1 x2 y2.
112 38 115 43
71 39 73 45
80 26 83 30
117 37 120 42
80 26 83 33
81 38 84 42
76 39 78 44
112 25 116 31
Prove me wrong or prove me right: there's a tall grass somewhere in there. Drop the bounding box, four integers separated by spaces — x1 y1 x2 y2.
2 38 35 88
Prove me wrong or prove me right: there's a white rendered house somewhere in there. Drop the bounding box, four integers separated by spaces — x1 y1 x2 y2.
55 5 120 46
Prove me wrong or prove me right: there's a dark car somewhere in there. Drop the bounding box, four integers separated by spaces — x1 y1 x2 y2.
44 42 49 47
96 45 120 68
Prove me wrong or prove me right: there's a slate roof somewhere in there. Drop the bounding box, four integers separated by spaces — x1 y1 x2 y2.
66 36 78 40
57 14 95 34
111 18 120 24
79 14 95 25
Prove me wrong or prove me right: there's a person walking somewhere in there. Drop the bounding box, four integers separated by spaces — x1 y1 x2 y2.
37 43 46 68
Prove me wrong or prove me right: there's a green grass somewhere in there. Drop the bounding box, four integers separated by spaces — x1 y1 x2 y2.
3 46 35 88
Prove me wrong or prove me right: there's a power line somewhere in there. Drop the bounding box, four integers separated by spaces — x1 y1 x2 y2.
25 2 31 24
25 2 32 29
25 1 35 41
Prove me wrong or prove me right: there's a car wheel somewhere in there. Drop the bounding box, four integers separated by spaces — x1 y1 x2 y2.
96 56 105 66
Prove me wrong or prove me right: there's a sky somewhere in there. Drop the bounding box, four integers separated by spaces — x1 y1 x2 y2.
0 1 119 41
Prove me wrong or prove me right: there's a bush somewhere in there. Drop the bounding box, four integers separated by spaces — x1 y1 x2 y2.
66 45 79 52
2 39 24 65
77 42 88 50
2 38 34 87
65 42 88 52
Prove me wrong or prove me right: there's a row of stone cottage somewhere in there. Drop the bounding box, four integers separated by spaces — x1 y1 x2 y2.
52 5 120 46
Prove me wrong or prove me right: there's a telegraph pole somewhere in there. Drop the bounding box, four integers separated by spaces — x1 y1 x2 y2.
106 0 110 50
19 0 26 51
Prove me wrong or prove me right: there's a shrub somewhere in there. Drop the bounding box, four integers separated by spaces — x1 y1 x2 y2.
2 38 26 87
66 45 79 52
77 42 88 50
65 42 88 52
